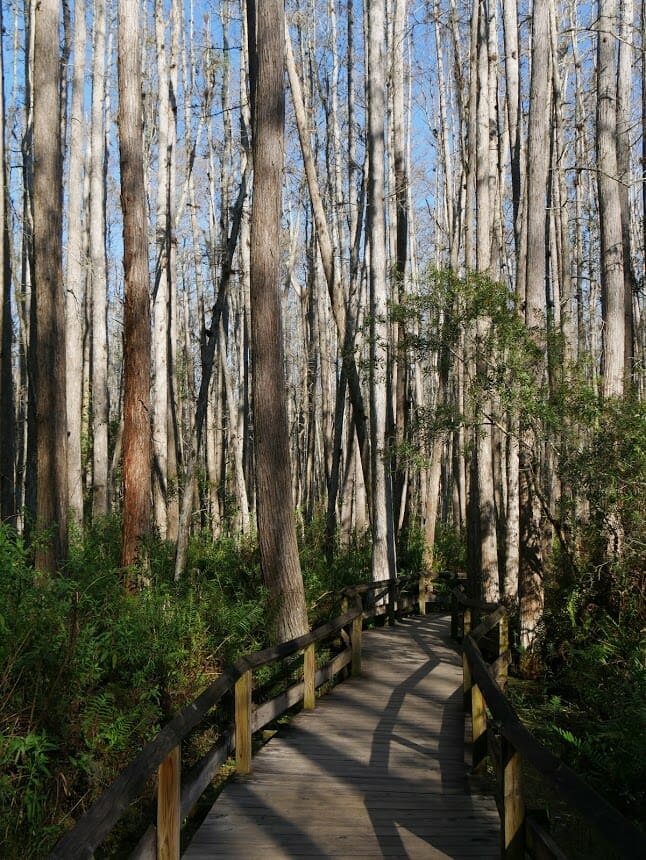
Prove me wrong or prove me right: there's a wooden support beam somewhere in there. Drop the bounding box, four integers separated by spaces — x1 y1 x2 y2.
501 735 525 859
351 616 362 676
463 606 472 638
157 745 181 860
303 643 316 710
235 670 252 774
471 682 487 774
463 650 472 710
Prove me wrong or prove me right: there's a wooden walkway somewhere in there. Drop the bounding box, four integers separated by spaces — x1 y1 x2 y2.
183 614 500 859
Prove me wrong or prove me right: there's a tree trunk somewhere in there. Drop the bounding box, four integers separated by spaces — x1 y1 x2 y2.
391 0 409 536
152 0 170 538
118 0 152 570
474 0 499 603
284 23 371 503
617 0 635 385
247 0 308 642
90 0 109 519
33 0 68 571
597 0 625 398
64 0 86 529
520 0 551 649
366 0 397 584
0 0 16 524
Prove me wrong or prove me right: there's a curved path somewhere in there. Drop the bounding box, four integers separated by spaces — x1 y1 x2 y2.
183 614 500 859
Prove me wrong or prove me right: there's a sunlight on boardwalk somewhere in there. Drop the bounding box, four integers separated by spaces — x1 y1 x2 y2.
183 615 500 859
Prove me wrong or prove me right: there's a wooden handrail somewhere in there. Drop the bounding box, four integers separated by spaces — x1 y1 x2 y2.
454 596 646 860
48 573 424 860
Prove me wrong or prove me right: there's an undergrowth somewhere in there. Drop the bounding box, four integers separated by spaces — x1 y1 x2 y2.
509 584 646 829
0 517 374 857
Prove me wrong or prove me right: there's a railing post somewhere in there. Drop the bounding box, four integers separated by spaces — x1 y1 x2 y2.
235 670 252 774
498 614 509 682
450 590 458 639
463 606 471 639
157 745 181 860
418 573 426 615
462 608 472 710
351 615 362 676
471 682 487 774
463 651 472 710
388 579 396 625
501 735 525 859
304 643 316 710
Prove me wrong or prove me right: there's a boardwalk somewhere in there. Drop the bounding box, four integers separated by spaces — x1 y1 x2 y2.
183 614 500 859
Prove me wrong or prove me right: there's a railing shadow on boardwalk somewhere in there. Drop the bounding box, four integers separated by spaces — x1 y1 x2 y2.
183 613 499 858
47 574 646 860
359 617 498 858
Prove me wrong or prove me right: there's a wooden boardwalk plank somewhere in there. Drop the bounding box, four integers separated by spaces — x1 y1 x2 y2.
183 615 500 859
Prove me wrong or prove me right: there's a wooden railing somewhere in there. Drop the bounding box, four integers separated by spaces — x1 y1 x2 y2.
48 572 426 860
453 589 646 860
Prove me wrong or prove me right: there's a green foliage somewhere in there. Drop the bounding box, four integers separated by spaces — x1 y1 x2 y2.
431 522 467 572
0 522 274 855
400 269 646 830
298 513 371 610
559 398 646 611
396 523 426 575
510 599 646 823
399 267 541 429
0 516 385 855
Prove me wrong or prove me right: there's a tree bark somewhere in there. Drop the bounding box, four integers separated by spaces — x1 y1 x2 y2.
118 0 152 570
64 0 86 529
391 0 410 536
474 0 499 603
33 0 68 570
616 0 635 385
597 0 625 398
366 0 397 584
0 0 16 524
520 0 551 649
247 0 308 641
284 23 371 504
152 0 170 538
90 0 109 519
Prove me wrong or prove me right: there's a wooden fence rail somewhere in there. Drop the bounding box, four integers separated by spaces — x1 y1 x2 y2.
48 573 424 860
453 589 646 860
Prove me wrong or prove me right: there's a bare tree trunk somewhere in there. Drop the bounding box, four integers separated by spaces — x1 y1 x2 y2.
0 1 16 524
33 0 68 570
173 173 246 579
165 0 181 543
502 0 522 249
474 0 499 603
284 23 371 502
152 0 170 538
502 0 522 600
367 0 397 584
520 0 551 649
391 0 409 536
63 0 86 529
617 0 636 385
597 0 625 398
118 0 152 570
247 0 308 641
90 0 109 519
219 315 250 532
